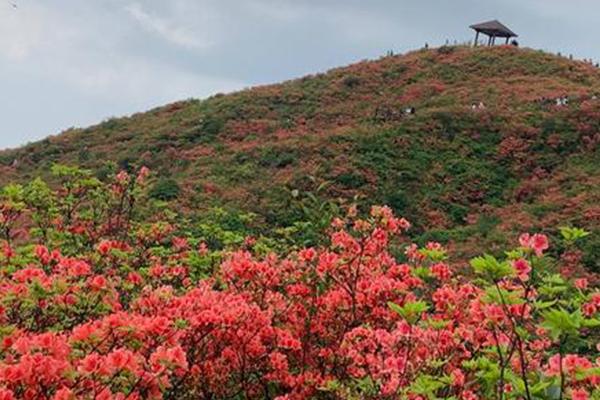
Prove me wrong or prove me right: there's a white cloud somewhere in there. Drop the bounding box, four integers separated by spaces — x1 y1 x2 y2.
125 2 214 49
243 0 309 22
0 3 46 60
59 55 245 102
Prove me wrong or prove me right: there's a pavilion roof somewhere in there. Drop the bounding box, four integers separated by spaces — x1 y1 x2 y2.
470 20 518 38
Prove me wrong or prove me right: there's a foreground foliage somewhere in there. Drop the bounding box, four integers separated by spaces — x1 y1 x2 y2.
0 167 598 399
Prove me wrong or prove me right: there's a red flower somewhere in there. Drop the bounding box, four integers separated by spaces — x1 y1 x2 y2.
89 275 107 291
0 388 15 400
52 387 73 400
451 368 465 387
34 245 50 265
78 353 103 375
575 278 589 290
513 258 531 281
106 348 138 374
571 389 589 400
582 303 597 317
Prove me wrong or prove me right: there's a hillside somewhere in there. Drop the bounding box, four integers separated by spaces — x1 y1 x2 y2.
1 45 600 266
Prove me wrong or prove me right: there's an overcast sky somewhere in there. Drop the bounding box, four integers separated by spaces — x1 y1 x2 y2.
1 0 599 149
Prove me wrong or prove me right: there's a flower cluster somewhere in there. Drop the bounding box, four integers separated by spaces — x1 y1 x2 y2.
0 169 598 399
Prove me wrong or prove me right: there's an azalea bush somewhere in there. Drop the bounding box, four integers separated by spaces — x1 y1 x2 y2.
0 167 598 400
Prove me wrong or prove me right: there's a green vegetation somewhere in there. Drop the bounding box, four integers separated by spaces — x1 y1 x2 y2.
1 45 599 262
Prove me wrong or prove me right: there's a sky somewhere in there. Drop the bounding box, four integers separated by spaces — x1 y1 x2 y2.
1 0 600 150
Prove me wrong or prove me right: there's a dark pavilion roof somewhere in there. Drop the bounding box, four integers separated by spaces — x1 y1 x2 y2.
470 20 518 38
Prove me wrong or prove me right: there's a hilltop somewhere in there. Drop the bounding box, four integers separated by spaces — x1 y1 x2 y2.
1 45 599 266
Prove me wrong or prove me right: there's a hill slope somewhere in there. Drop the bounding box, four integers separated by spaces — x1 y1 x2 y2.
1 45 600 264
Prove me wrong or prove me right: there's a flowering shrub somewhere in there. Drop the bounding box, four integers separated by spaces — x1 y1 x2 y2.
0 167 598 399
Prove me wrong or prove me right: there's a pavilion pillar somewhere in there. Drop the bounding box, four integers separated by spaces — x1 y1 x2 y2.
491 35 496 45
505 37 509 44
474 31 479 46
487 35 492 46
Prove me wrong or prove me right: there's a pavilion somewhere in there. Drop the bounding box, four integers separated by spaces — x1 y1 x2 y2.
470 20 518 46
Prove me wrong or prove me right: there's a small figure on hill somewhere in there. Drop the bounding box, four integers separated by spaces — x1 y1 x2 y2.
555 96 569 107
404 107 416 115
424 42 429 49
511 39 519 47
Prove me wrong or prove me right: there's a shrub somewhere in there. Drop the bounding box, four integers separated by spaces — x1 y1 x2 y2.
0 170 598 400
437 45 456 55
581 230 600 273
182 114 225 144
334 171 367 189
342 74 361 88
258 147 298 168
149 177 181 201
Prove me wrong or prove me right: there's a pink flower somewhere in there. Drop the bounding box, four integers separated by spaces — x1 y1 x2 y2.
35 245 50 264
106 348 137 373
150 345 188 373
198 242 208 256
574 278 588 290
0 388 15 400
78 353 103 375
531 234 549 256
519 233 549 256
97 240 112 255
431 263 451 281
513 258 531 281
299 247 317 262
115 171 129 184
519 233 531 248
451 369 465 386
1 243 15 260
127 272 143 285
89 275 107 291
571 389 589 400
137 166 150 183
462 390 478 400
52 387 73 400
582 303 597 317
172 236 189 251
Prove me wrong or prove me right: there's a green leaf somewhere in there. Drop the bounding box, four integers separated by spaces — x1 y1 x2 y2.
412 266 430 279
559 226 590 243
388 300 428 324
541 308 581 339
530 379 554 396
409 375 447 398
470 254 513 281
538 274 568 297
483 286 524 305
534 300 557 310
581 318 600 328
428 319 450 330
419 248 447 262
